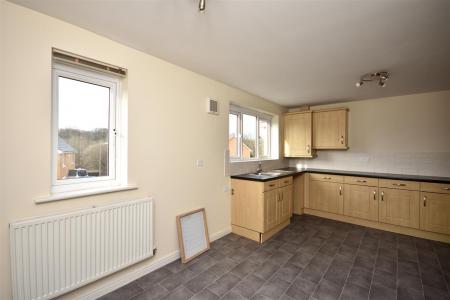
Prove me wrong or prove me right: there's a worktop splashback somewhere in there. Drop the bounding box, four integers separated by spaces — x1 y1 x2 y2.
229 159 289 176
289 151 450 177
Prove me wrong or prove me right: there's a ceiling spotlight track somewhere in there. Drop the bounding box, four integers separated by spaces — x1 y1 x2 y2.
356 71 391 88
199 0 206 12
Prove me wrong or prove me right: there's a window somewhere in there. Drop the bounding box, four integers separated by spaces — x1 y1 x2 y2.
229 105 273 160
52 60 126 194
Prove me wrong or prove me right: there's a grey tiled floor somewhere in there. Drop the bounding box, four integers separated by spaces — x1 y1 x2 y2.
99 215 450 300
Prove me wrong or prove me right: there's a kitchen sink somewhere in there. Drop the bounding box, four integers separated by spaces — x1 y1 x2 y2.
250 171 283 177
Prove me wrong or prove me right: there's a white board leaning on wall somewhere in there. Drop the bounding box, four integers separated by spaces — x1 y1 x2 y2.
176 208 210 263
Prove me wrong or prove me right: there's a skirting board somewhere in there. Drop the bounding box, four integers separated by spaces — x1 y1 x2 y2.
304 208 450 243
293 209 304 215
76 227 232 300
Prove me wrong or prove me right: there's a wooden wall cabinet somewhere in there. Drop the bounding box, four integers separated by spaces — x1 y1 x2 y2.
284 111 313 157
231 177 293 243
312 108 348 149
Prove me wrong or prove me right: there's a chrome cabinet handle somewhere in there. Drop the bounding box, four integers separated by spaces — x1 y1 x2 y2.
339 186 342 196
373 191 376 200
340 135 344 144
269 184 276 187
423 196 427 207
231 189 234 195
307 145 311 154
443 187 450 191
322 177 332 180
392 183 406 187
356 180 367 183
381 191 384 201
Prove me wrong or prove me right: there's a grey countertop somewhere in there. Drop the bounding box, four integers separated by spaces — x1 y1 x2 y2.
230 167 450 184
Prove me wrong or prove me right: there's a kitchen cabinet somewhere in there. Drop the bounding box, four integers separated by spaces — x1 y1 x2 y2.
231 177 293 243
278 185 293 223
312 108 348 149
344 183 379 222
308 175 344 215
284 111 313 157
293 174 305 215
420 191 450 235
379 188 420 229
264 189 278 231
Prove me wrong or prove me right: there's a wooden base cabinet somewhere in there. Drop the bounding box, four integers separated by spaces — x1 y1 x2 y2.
303 173 450 243
231 177 293 243
379 188 420 229
308 180 343 215
420 192 450 235
264 189 278 231
344 185 379 222
279 185 293 223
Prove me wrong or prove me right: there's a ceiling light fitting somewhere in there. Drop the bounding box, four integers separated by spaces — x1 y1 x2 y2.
356 71 391 88
199 0 206 12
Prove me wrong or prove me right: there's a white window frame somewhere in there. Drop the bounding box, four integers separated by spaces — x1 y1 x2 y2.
229 105 273 161
51 62 126 194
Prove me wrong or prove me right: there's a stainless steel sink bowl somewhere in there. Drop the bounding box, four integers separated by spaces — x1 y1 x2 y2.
248 171 283 177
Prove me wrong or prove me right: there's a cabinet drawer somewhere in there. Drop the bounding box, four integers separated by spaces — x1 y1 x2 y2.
264 179 279 191
310 173 344 183
279 176 293 187
421 182 450 195
344 176 378 187
379 179 420 191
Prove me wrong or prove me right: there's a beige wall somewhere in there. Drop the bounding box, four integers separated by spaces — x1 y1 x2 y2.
0 2 285 299
289 90 450 176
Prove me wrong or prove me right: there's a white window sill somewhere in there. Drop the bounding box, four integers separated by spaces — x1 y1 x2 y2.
35 184 138 204
230 158 280 164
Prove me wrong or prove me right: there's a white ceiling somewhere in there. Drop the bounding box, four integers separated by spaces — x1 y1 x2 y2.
9 0 450 106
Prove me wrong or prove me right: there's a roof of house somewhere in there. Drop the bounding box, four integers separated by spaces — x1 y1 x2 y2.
58 138 77 153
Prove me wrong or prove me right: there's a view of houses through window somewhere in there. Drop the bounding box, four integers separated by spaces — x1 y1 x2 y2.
229 106 272 160
56 76 112 180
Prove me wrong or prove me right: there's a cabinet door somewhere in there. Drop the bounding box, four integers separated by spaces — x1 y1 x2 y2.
264 189 278 232
379 188 419 229
309 180 343 215
231 179 265 232
293 175 305 214
420 192 450 235
344 185 378 221
312 109 347 149
284 112 312 157
278 185 293 224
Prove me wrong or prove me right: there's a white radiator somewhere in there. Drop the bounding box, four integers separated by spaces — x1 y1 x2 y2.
10 197 154 300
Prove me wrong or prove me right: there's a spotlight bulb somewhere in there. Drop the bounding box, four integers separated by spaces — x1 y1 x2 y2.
199 0 206 11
